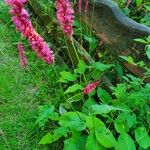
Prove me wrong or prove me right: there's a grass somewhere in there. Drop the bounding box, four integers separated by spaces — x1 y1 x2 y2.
0 1 63 149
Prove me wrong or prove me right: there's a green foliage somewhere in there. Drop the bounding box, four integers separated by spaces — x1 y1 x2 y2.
2 0 150 149
59 112 86 131
115 132 136 150
116 0 150 26
38 56 150 149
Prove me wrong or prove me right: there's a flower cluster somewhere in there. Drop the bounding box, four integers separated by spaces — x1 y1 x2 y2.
5 0 54 64
83 80 100 94
56 0 74 37
18 43 27 67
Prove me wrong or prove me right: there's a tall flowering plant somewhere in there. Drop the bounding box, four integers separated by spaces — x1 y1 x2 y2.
5 0 54 64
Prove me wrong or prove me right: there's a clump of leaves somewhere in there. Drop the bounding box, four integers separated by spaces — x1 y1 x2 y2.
36 59 150 149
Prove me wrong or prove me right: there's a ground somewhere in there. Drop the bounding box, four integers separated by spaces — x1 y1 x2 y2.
0 2 49 149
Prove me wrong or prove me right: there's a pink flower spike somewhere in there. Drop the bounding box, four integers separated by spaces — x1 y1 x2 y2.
18 43 27 67
56 0 74 37
83 80 100 95
6 0 54 64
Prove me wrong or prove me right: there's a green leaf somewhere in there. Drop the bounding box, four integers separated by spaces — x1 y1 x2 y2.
114 121 129 133
95 127 117 148
86 116 105 130
135 127 150 149
53 127 69 137
64 84 83 94
39 127 69 145
92 104 129 114
93 62 114 72
60 71 77 81
134 38 147 44
75 60 87 74
36 105 55 126
97 87 112 103
119 56 136 65
86 132 106 150
145 45 150 60
115 133 136 150
114 112 136 133
64 138 78 150
39 133 60 144
59 112 86 131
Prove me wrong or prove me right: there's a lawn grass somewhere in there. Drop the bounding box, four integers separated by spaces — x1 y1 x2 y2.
0 1 62 149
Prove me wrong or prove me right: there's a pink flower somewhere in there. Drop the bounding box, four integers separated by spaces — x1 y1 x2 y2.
18 43 27 67
56 0 74 37
5 0 54 64
83 80 100 94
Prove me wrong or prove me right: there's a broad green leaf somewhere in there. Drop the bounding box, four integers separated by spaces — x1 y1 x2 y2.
114 121 129 133
86 132 106 150
75 60 87 74
86 116 105 130
64 84 83 94
93 62 114 72
39 133 60 144
92 104 129 114
60 71 77 81
146 45 150 59
115 133 136 150
59 112 86 131
135 127 150 149
64 138 78 150
36 105 55 126
114 112 135 133
54 127 69 137
95 127 117 148
97 87 112 103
